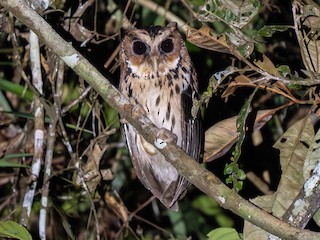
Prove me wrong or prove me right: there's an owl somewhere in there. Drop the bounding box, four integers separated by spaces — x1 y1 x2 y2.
119 22 202 211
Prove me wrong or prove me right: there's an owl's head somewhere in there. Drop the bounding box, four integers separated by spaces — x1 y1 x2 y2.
120 22 188 79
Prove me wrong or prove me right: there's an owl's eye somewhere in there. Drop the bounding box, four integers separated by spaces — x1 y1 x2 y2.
132 41 147 55
160 39 174 53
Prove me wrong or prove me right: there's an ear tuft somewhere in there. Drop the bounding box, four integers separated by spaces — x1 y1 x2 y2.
166 22 177 30
121 26 137 38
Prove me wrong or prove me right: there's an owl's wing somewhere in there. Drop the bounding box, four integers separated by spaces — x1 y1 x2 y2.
122 123 182 210
170 75 203 209
181 83 203 162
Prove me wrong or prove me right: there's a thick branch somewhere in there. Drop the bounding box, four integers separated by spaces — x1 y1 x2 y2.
1 0 319 239
282 160 320 228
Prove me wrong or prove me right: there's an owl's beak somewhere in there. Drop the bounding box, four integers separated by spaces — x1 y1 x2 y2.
151 57 158 73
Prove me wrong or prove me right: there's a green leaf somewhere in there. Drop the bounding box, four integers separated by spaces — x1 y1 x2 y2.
192 196 234 228
207 227 241 240
199 0 261 29
225 86 259 190
215 214 234 228
235 181 243 191
0 90 12 112
0 153 33 168
224 163 234 175
192 195 220 216
237 169 246 180
258 25 290 37
189 0 205 7
0 220 32 240
166 211 187 236
233 86 259 162
0 78 33 101
0 159 30 168
225 177 233 184
277 65 291 77
0 111 51 123
237 43 254 57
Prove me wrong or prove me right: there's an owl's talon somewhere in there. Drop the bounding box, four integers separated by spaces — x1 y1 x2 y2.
119 118 128 124
154 128 177 149
130 98 147 118
129 97 137 105
157 128 178 143
132 105 147 118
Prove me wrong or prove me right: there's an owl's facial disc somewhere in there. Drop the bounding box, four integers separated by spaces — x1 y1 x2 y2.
122 26 182 79
131 40 158 72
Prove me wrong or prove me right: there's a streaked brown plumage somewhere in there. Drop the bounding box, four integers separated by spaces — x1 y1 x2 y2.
119 22 202 211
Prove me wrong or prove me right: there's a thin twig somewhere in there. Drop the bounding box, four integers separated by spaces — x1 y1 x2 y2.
39 118 57 240
61 86 92 114
134 0 190 33
20 30 44 228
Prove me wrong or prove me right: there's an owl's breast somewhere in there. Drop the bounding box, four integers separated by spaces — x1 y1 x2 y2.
130 76 184 147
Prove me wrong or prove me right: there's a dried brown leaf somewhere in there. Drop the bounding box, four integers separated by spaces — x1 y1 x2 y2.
221 75 251 98
235 74 251 83
254 54 280 77
272 116 314 218
63 22 95 43
243 195 276 239
186 26 232 54
221 85 236 99
104 191 128 223
80 143 105 192
221 83 238 98
204 109 277 162
293 0 320 74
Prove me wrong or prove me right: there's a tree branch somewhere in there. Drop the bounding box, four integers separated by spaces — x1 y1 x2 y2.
282 157 320 228
135 0 190 33
1 0 319 239
20 30 44 228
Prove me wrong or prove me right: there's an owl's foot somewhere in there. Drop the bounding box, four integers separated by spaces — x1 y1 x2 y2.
119 118 128 124
121 98 146 123
130 97 147 118
154 128 177 149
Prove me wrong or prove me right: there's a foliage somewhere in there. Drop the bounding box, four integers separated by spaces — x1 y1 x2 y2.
207 227 241 240
225 85 259 192
0 0 320 239
0 220 32 240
